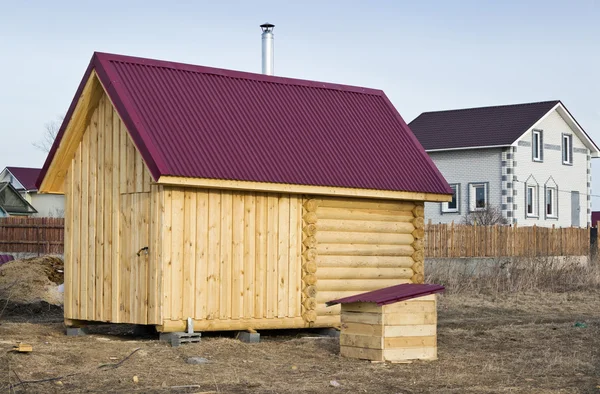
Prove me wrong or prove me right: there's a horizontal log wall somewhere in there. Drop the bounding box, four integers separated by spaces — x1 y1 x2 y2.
65 92 157 325
425 222 591 258
160 188 303 329
312 197 420 318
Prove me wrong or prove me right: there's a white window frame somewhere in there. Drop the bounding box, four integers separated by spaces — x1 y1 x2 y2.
526 185 538 217
546 187 557 218
442 184 459 213
562 134 573 165
469 183 487 212
532 130 542 162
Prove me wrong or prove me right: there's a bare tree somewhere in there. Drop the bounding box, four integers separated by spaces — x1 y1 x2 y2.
462 205 508 226
33 115 64 153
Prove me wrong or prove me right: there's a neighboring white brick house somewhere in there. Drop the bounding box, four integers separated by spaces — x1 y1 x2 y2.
409 101 598 227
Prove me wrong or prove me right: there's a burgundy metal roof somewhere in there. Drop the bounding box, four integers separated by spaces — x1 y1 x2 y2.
38 52 451 195
326 283 445 306
0 254 14 266
6 167 41 191
409 101 560 151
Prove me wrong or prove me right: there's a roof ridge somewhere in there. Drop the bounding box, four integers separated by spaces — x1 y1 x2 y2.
94 51 384 96
417 100 560 116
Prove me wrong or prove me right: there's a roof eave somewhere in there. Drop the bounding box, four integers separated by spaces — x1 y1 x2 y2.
157 176 453 202
425 144 510 153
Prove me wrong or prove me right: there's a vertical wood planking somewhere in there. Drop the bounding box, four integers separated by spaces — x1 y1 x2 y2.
207 190 221 319
64 158 73 318
111 109 120 322
231 193 245 319
162 189 173 320
277 196 290 317
87 109 98 321
139 192 150 324
243 193 256 319
219 191 233 319
182 190 196 318
103 99 113 320
288 195 300 317
170 189 185 320
148 185 159 323
80 126 90 320
266 195 279 318
195 191 209 319
95 98 105 321
254 194 267 318
71 145 81 317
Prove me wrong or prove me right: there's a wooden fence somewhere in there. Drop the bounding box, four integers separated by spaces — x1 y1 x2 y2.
0 217 64 255
425 223 590 258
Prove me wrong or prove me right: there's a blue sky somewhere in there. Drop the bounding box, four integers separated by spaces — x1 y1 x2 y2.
1 0 599 203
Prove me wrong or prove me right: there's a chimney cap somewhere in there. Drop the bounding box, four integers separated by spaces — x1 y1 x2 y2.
260 22 275 32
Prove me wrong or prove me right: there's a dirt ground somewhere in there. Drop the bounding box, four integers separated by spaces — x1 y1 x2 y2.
0 291 598 393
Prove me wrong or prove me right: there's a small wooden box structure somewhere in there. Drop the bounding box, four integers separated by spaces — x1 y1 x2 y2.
328 283 444 363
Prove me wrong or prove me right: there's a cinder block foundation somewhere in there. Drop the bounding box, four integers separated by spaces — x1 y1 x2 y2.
160 332 201 347
66 327 89 336
237 331 260 343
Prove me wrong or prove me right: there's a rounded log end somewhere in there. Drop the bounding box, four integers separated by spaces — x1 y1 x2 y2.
303 285 317 298
303 273 318 286
303 260 318 274
303 199 320 212
412 250 424 262
303 224 318 237
412 205 424 217
411 261 424 275
302 310 317 323
303 248 318 261
412 217 425 229
302 297 317 310
411 273 424 284
412 239 424 251
303 212 318 224
303 236 317 248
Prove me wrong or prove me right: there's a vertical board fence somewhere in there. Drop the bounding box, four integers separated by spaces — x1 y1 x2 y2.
0 217 64 255
425 223 591 258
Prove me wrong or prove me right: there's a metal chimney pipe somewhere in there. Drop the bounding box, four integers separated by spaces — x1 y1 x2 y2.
260 23 274 75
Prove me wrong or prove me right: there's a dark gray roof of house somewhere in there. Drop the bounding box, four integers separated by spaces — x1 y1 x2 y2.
408 100 560 151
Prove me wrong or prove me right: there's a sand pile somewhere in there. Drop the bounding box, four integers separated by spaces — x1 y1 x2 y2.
0 256 64 306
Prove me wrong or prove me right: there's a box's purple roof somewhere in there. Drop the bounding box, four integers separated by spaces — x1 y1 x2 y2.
326 283 445 306
38 52 451 195
0 254 14 266
409 101 561 151
6 167 41 191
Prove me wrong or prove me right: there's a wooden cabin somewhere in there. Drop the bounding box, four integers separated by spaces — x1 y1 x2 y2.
37 53 451 332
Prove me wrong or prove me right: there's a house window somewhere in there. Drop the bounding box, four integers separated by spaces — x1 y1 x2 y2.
526 185 537 217
546 187 557 217
562 134 573 164
532 130 542 161
469 183 487 211
442 184 459 213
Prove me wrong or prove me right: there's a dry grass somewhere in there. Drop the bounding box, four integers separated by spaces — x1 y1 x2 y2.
426 255 600 295
0 289 597 393
0 256 598 393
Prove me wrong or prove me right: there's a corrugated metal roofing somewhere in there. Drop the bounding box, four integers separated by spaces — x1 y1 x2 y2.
6 167 41 191
39 52 451 195
409 101 560 151
0 254 14 266
326 283 445 306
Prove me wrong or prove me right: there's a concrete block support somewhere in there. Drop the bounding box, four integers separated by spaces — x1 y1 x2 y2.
160 332 201 347
237 331 260 343
66 327 88 336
